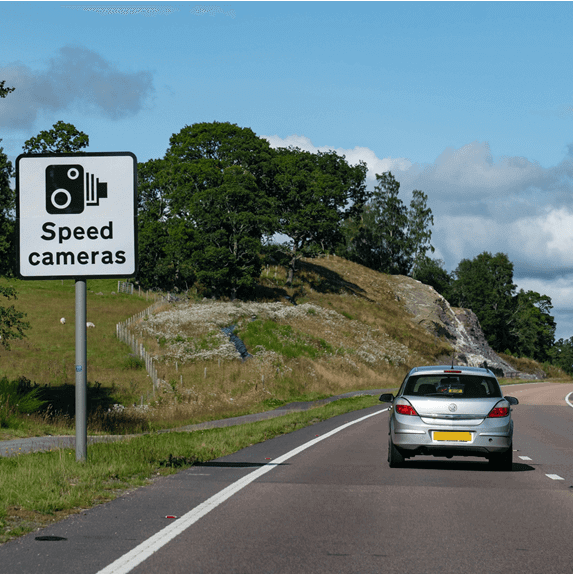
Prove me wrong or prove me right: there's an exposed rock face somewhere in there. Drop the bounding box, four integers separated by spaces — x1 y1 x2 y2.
388 275 532 378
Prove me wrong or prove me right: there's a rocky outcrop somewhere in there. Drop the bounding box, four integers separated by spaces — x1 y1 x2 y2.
388 275 537 378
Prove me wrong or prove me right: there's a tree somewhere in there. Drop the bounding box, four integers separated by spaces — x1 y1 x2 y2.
0 81 16 276
452 252 516 351
549 338 573 375
166 121 275 203
412 256 453 301
22 120 89 154
408 189 435 271
0 143 15 276
339 172 434 276
0 82 29 346
0 80 15 99
272 147 368 285
136 122 275 295
509 289 555 361
191 166 272 298
0 285 30 350
136 158 195 291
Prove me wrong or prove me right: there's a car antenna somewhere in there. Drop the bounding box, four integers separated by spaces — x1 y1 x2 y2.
451 353 455 369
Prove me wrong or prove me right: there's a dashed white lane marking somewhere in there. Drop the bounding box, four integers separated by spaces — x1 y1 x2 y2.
518 456 532 461
546 474 565 480
565 392 573 409
96 408 388 574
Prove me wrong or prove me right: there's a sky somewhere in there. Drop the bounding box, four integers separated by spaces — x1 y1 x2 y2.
1 1 573 340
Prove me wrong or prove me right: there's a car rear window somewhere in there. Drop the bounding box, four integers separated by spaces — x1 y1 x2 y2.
404 374 502 398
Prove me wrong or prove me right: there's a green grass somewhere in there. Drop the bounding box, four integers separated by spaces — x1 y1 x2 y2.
0 394 382 543
0 277 154 400
238 319 335 359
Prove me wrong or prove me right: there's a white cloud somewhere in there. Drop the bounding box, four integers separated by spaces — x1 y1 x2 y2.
399 141 549 204
262 134 412 186
511 208 573 265
436 209 573 268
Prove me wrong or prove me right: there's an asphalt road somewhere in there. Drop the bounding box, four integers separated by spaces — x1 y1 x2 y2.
2 382 573 574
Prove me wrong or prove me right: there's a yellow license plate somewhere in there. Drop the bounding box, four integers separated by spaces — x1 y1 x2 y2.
434 431 472 442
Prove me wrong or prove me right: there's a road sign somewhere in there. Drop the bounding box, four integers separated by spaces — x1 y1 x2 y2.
16 152 137 279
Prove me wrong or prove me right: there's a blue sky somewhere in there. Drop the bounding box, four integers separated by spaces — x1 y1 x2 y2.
2 1 573 340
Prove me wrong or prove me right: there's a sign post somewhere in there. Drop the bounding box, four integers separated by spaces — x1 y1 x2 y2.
75 279 87 461
16 152 137 461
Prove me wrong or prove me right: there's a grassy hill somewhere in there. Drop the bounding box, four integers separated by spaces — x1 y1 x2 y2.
2 254 563 437
123 256 453 423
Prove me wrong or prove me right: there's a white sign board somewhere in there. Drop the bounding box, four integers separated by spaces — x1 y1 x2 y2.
16 152 137 279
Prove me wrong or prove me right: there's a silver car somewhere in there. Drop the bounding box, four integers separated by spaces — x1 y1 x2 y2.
379 365 519 470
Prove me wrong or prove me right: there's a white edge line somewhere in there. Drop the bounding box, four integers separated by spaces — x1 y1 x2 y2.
565 392 573 409
546 474 565 480
97 407 389 574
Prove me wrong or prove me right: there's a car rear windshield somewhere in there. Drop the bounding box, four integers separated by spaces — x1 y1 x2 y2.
403 374 502 398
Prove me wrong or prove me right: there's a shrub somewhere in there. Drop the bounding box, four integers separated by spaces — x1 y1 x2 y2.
0 376 46 427
122 355 145 370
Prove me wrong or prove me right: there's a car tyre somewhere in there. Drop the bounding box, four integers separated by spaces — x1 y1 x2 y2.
388 436 405 468
489 444 512 471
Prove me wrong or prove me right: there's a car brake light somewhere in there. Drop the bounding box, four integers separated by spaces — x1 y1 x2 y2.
488 406 509 418
396 404 418 416
443 370 462 373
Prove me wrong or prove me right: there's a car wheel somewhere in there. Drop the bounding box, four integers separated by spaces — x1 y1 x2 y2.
388 436 405 468
489 444 512 471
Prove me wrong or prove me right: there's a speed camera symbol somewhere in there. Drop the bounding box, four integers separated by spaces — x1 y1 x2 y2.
45 164 108 215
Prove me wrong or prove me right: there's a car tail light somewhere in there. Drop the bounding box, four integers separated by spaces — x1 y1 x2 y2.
488 406 509 418
396 404 418 416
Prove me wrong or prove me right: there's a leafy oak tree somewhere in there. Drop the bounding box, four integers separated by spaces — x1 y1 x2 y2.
190 166 272 298
272 147 368 285
137 122 275 296
22 120 89 154
136 158 195 291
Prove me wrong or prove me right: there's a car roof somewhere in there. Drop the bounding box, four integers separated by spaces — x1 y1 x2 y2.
408 365 494 377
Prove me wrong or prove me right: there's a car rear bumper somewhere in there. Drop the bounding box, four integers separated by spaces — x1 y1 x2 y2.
391 417 513 456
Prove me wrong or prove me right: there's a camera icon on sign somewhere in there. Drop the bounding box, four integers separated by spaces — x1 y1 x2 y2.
45 164 108 215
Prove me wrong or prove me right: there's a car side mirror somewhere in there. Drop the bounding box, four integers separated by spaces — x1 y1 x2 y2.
379 393 394 403
505 396 519 405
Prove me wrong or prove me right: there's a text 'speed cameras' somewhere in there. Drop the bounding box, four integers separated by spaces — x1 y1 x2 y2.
45 164 108 215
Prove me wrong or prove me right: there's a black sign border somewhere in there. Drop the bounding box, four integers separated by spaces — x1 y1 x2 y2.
15 152 138 280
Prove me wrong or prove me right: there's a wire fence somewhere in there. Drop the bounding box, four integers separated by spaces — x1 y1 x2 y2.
116 298 168 395
117 281 134 295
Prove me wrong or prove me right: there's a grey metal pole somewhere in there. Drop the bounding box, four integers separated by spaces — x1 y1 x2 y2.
75 279 87 461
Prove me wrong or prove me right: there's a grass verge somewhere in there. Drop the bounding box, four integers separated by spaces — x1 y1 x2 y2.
0 394 383 544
